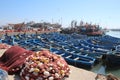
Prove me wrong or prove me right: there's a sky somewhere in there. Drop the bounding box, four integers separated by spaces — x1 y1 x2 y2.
0 0 120 29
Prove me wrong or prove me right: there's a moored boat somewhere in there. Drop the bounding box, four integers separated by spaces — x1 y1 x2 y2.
103 54 120 69
50 47 95 69
60 20 105 36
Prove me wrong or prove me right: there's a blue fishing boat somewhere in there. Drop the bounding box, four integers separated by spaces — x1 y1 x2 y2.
50 47 95 69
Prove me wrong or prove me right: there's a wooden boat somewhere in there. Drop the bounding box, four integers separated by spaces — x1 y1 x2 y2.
63 52 95 69
57 42 103 64
103 54 120 69
50 48 95 69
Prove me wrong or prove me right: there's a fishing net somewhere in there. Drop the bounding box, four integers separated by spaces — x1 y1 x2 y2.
0 46 33 74
20 50 70 80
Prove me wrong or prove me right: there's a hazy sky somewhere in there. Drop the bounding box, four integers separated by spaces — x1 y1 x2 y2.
0 0 120 29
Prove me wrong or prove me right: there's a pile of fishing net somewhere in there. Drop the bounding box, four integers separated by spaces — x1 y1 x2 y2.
95 74 119 80
0 46 33 74
20 50 70 80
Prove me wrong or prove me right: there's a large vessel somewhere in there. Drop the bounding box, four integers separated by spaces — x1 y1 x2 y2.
61 20 105 36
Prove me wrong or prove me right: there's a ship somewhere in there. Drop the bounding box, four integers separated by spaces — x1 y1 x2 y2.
60 20 105 36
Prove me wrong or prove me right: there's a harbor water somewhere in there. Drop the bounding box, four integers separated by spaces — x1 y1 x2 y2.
106 30 120 38
91 30 120 78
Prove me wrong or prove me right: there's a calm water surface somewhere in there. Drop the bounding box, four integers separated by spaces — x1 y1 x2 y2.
106 30 120 38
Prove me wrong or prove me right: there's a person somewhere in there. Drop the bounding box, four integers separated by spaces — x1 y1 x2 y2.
4 32 8 37
35 31 38 38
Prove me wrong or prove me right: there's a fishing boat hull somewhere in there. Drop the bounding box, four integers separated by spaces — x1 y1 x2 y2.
50 48 95 69
103 54 120 69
